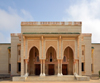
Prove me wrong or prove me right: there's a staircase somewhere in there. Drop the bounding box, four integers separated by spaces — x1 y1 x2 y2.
26 75 76 81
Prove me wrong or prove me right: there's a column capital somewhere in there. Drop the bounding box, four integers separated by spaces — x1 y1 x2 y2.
23 36 25 40
59 35 61 39
41 36 43 40
25 59 28 64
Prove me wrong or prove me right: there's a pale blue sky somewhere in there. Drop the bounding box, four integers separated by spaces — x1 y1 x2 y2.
0 0 100 43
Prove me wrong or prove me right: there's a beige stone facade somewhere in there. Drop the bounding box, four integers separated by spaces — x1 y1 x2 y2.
0 22 100 77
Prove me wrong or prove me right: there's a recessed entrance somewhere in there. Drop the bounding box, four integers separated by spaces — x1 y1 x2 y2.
48 64 55 75
62 64 68 75
28 46 40 76
63 46 73 75
35 64 40 75
46 46 57 75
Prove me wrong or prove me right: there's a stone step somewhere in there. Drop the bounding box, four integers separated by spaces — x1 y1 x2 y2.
26 75 76 81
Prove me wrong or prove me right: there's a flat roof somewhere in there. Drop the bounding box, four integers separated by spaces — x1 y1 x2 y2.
21 21 82 26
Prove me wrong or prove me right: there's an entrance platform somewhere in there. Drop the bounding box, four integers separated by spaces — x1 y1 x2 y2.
26 75 75 81
13 75 90 81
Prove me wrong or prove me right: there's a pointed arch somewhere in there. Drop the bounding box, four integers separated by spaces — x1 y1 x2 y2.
45 46 57 75
46 46 57 59
63 46 74 58
28 46 39 59
62 46 74 75
28 46 40 76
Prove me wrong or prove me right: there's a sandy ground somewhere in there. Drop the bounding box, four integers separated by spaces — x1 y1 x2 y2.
0 80 100 83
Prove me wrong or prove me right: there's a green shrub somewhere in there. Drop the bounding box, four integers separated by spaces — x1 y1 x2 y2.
99 71 100 77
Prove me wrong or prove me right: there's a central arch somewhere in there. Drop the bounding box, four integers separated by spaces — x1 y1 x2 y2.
62 46 73 75
28 46 40 76
45 46 57 75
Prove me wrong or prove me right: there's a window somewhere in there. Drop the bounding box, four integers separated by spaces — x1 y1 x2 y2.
50 53 52 62
91 64 93 71
35 52 37 57
82 63 84 71
63 56 66 62
18 63 21 72
82 50 84 55
9 64 11 72
37 56 39 62
18 50 20 55
82 45 85 55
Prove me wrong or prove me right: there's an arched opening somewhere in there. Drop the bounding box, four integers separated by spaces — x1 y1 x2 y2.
62 47 73 75
28 46 40 76
45 46 57 75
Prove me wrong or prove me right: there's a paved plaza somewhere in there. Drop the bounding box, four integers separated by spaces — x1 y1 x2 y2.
0 80 100 83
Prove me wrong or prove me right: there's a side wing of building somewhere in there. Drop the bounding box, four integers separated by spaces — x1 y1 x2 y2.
11 33 21 75
91 43 100 74
0 43 11 74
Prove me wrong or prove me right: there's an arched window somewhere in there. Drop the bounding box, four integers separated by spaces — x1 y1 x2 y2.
35 52 37 57
50 52 52 62
37 56 39 62
63 56 66 62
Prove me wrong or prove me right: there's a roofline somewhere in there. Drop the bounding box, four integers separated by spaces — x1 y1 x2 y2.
92 43 100 44
21 21 82 26
23 32 80 34
0 43 11 45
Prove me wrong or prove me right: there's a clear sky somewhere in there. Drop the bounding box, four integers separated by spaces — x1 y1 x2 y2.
0 0 100 43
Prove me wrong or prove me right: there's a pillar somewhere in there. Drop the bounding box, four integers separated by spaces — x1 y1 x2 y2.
40 60 43 76
57 60 60 76
43 60 45 76
61 60 63 75
25 59 28 76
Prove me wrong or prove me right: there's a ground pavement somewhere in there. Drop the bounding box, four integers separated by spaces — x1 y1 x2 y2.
0 80 100 83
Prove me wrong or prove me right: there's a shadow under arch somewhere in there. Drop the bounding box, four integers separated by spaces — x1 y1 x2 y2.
28 45 40 59
45 46 57 75
28 46 40 76
62 46 74 75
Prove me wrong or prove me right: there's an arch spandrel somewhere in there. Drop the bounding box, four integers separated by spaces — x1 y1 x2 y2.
27 40 40 59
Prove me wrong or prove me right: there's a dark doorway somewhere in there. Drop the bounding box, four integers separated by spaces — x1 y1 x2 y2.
62 64 68 75
35 64 40 75
48 64 55 75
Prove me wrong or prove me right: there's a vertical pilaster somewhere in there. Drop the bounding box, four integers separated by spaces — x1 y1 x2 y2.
21 35 24 76
59 36 61 58
78 35 82 75
41 36 43 58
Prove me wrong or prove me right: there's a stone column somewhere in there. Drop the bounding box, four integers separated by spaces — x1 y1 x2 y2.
40 60 43 76
57 60 60 76
61 60 63 75
43 60 45 76
25 59 28 76
74 60 77 73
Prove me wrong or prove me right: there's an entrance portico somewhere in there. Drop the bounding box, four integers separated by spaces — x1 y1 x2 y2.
22 35 79 77
21 22 82 77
